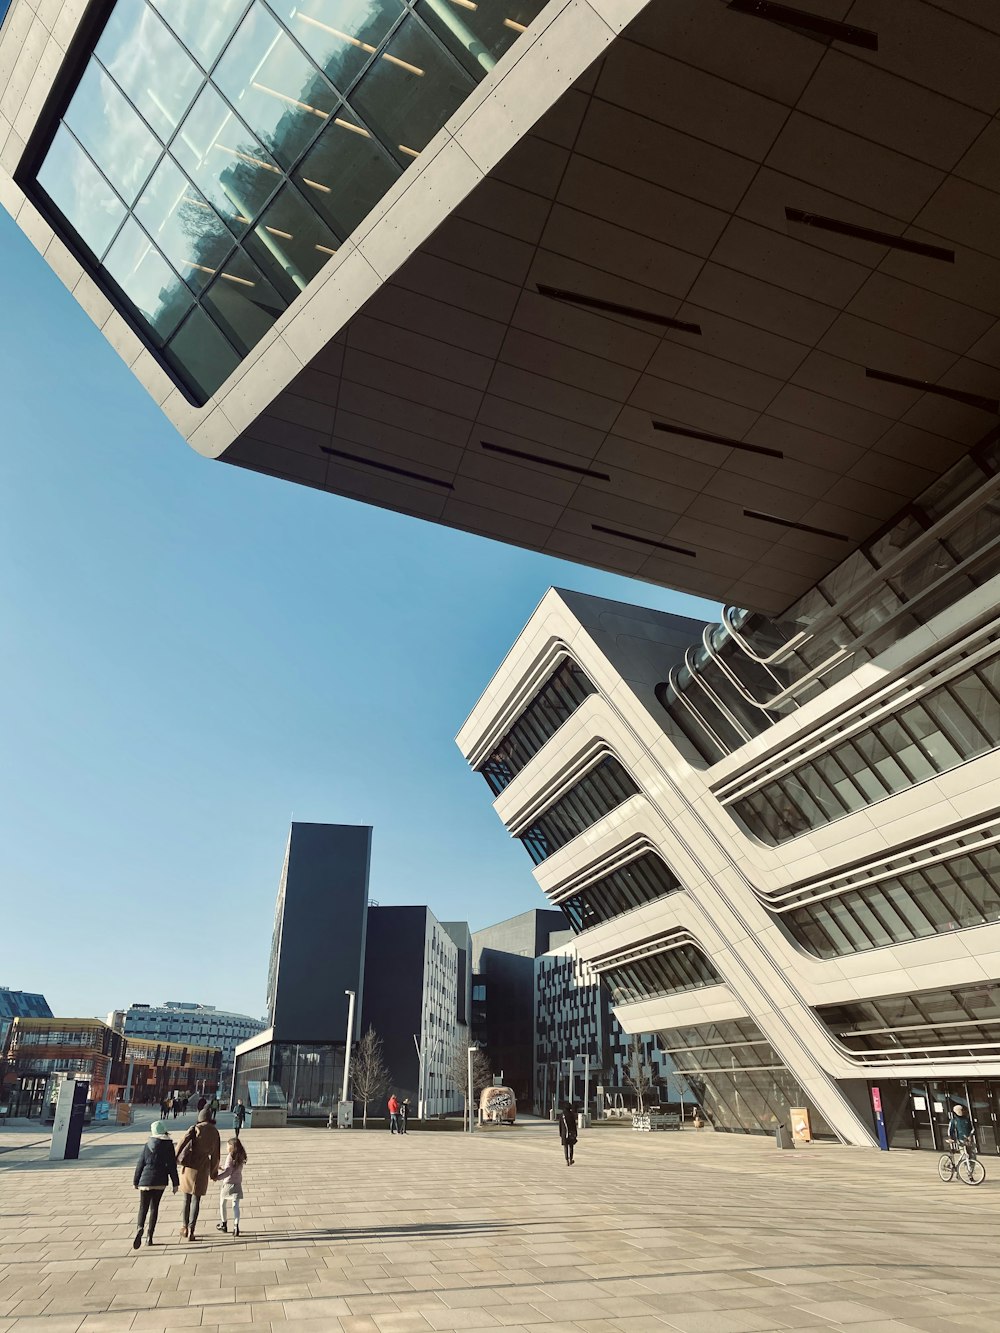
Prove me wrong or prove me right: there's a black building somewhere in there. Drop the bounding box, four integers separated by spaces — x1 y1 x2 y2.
233 823 371 1117
471 909 566 1105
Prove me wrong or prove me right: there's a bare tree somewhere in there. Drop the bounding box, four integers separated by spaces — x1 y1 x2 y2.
351 1026 391 1128
446 1041 493 1127
622 1034 654 1113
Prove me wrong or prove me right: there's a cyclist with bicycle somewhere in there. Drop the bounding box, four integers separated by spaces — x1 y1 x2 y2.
946 1104 976 1160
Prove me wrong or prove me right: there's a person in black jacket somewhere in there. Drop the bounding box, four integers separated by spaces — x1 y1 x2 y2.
132 1120 179 1248
558 1102 578 1166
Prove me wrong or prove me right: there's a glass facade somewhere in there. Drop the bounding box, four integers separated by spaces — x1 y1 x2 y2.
233 1037 346 1116
28 0 545 404
659 1018 834 1138
782 826 1000 958
659 434 1000 766
818 983 1000 1063
559 851 681 933
600 943 721 1005
479 660 596 794
729 637 1000 846
520 756 639 864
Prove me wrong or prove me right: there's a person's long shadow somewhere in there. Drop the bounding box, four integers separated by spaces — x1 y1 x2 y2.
240 1219 521 1243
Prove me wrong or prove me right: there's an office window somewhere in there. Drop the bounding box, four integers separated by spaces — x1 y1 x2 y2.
560 852 681 932
601 945 721 1005
519 756 639 864
478 660 597 794
26 0 545 405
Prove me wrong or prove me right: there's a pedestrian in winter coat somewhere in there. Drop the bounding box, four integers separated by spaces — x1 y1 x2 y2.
132 1120 178 1248
558 1102 578 1166
387 1093 400 1133
196 1096 207 1113
209 1095 220 1116
176 1108 221 1241
234 1100 246 1135
400 1098 410 1133
159 1097 169 1119
215 1137 247 1236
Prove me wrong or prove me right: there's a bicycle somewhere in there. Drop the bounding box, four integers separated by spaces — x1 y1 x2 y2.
937 1137 986 1185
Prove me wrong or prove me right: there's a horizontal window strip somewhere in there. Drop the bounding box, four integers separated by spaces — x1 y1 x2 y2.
559 852 682 932
598 942 722 1005
519 756 639 864
477 659 596 795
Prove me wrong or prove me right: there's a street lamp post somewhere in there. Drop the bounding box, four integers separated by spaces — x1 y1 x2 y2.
467 1046 477 1133
563 1056 574 1107
341 990 356 1110
582 1052 591 1129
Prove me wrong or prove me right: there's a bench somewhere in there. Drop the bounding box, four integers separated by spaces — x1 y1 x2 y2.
632 1112 682 1131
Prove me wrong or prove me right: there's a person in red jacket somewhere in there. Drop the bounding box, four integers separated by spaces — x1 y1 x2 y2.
387 1093 400 1134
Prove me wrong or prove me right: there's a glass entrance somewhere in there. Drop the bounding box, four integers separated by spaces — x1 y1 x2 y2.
872 1079 1000 1151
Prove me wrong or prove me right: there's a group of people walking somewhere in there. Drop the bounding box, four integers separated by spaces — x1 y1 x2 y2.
159 1093 222 1120
131 1101 248 1247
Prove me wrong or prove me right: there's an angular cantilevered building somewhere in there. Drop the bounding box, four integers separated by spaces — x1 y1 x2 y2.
3 0 1000 613
457 424 1000 1149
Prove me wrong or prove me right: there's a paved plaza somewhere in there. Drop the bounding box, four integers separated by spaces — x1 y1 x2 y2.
2 1114 1000 1333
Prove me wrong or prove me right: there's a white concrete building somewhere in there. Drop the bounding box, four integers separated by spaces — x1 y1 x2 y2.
458 430 1000 1150
3 2 1000 612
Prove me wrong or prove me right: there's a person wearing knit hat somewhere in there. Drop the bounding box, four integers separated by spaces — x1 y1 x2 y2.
132 1120 178 1249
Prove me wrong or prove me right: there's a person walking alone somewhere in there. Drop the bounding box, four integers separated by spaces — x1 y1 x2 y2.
234 1100 246 1136
559 1102 578 1166
215 1137 247 1236
131 1119 178 1249
387 1093 400 1134
948 1104 977 1160
400 1098 411 1134
176 1107 221 1241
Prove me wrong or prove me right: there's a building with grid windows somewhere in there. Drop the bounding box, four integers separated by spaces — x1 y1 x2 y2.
3 2 1000 604
458 512 1000 1149
109 1002 265 1098
534 937 692 1117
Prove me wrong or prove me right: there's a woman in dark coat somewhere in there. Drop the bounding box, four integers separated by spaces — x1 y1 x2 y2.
132 1119 179 1248
558 1102 578 1166
177 1107 221 1241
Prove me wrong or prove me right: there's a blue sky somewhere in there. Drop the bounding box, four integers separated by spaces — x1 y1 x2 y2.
0 209 719 1021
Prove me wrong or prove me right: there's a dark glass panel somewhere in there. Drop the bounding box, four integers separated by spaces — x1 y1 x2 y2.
351 15 474 161
295 106 400 238
246 184 341 299
417 0 545 79
199 248 287 354
164 305 240 399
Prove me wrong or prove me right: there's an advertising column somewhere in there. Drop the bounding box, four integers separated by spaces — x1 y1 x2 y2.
49 1076 89 1160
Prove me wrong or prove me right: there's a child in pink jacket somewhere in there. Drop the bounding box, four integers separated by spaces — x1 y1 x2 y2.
215 1137 246 1236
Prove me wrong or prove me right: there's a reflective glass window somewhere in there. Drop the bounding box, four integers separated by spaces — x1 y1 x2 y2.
295 109 400 238
172 84 282 232
164 305 240 399
270 0 406 92
200 248 287 355
246 185 341 298
417 0 543 78
95 0 203 140
135 157 235 293
147 0 248 70
103 218 193 341
215 5 338 169
351 16 474 160
65 61 162 206
36 126 126 257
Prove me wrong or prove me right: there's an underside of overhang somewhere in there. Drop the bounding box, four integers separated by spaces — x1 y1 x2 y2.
221 0 1000 615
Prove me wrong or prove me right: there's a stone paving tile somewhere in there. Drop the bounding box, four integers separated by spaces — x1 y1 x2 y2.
6 1115 1000 1332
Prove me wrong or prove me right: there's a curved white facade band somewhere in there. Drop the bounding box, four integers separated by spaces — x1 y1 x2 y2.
458 483 1000 1148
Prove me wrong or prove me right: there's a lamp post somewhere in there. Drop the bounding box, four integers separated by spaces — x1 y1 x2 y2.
467 1045 476 1134
563 1056 574 1107
341 990 356 1110
582 1052 591 1129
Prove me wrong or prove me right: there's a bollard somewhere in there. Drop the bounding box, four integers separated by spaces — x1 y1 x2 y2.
774 1122 795 1150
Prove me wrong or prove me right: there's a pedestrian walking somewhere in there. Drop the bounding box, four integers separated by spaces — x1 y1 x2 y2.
400 1098 410 1133
559 1102 578 1166
171 1097 179 1120
131 1119 178 1249
180 1096 189 1114
215 1137 247 1236
196 1095 207 1113
209 1094 220 1118
387 1093 400 1133
160 1096 169 1119
234 1100 246 1136
176 1107 221 1242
